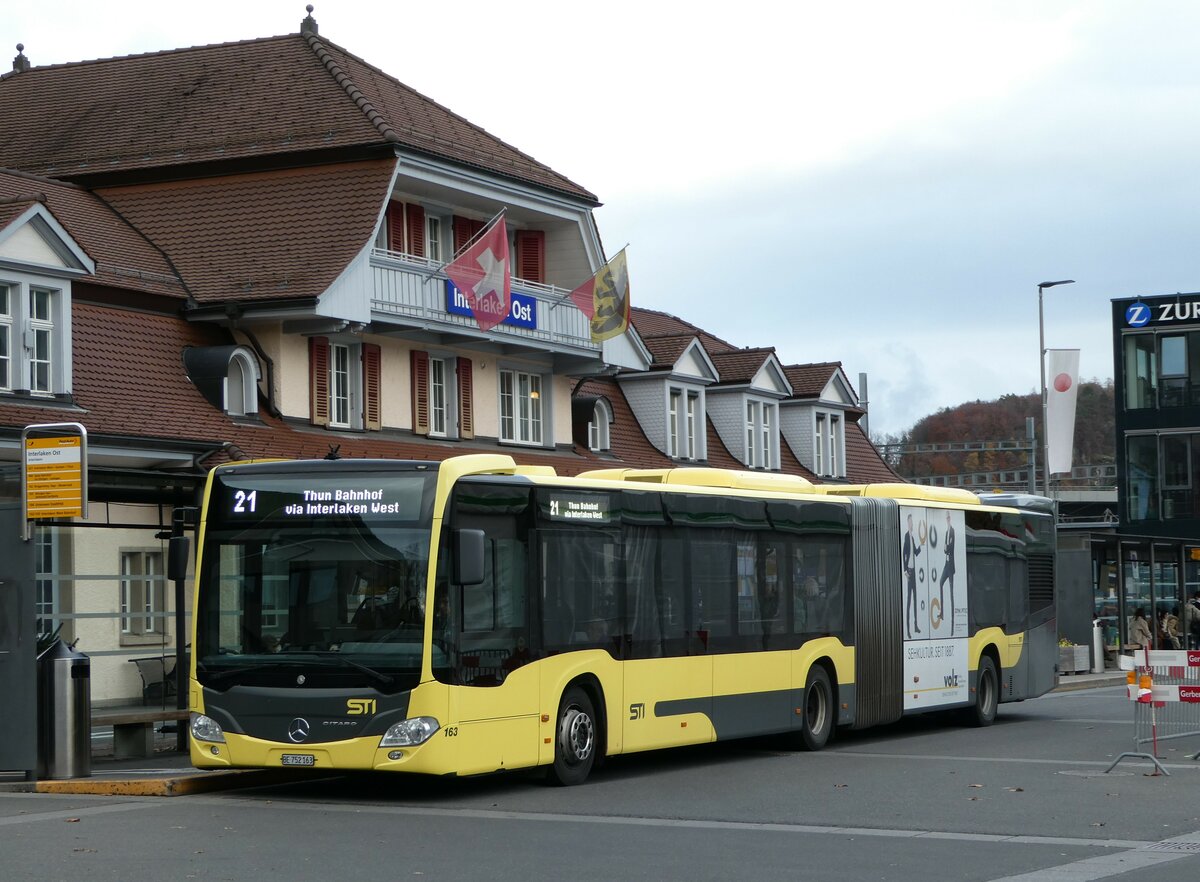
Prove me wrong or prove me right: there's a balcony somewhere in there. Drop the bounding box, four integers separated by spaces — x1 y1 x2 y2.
369 248 601 368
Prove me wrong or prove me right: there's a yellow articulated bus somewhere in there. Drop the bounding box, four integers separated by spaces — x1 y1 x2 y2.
183 454 1056 785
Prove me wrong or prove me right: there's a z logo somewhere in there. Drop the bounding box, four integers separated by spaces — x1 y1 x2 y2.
629 702 645 721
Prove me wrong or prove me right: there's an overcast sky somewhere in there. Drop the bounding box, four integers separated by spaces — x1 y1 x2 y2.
7 1 1197 437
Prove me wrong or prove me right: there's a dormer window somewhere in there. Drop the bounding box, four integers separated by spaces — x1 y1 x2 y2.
0 279 70 397
667 385 704 461
745 400 778 470
183 345 262 419
814 409 845 478
588 398 613 452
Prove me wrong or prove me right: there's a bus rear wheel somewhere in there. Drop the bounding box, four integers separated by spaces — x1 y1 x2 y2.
798 666 833 751
546 686 597 786
969 656 999 727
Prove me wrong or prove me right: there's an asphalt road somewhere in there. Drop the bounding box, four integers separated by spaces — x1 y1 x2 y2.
3 684 1199 881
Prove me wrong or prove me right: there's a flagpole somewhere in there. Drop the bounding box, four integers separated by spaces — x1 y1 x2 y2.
421 207 507 282
550 243 629 311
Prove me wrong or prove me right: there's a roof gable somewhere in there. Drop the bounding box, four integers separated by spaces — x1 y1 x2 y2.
0 201 93 273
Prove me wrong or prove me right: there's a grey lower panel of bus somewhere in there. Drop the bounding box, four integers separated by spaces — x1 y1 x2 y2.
202 687 411 744
656 685 857 741
849 497 904 729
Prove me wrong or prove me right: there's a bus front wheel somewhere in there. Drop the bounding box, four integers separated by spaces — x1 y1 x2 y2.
969 656 999 727
546 686 597 786
798 666 833 751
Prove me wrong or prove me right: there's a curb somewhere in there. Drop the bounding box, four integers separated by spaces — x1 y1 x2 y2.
1052 674 1127 693
31 768 293 797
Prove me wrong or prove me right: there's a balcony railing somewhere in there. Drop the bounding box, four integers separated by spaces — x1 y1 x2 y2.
368 248 597 353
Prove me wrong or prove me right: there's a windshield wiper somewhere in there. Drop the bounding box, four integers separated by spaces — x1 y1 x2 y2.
198 660 302 688
307 652 396 687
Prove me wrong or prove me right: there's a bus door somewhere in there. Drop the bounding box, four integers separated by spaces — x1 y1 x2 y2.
623 528 713 752
444 484 539 775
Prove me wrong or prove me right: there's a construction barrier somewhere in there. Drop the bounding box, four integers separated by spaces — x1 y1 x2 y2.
1106 649 1200 776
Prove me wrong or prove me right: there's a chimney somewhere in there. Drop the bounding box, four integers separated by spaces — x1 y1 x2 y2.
300 4 318 36
12 43 30 73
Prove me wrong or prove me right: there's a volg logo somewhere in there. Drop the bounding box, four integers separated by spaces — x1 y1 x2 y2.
347 698 377 716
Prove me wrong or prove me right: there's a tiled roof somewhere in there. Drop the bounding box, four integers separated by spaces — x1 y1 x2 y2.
0 170 184 299
844 418 901 482
96 160 395 304
631 307 737 353
709 348 776 385
573 378 674 468
784 362 840 398
642 334 697 369
0 32 594 201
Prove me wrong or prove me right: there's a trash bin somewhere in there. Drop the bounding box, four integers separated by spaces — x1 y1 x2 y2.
37 639 91 779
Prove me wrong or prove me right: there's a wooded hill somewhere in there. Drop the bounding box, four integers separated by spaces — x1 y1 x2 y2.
877 381 1115 482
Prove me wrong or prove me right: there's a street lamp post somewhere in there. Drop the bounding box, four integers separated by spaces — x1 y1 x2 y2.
1038 279 1075 496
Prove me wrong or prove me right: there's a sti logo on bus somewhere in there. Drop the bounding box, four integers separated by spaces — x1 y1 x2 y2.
347 698 377 715
629 702 645 720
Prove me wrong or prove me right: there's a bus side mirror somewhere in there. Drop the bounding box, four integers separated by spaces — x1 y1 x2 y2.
168 535 191 583
453 529 485 586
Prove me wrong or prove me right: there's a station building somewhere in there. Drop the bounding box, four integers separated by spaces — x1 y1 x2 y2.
0 11 895 706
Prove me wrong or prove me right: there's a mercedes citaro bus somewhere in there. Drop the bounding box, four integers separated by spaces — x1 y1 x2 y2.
180 454 1056 784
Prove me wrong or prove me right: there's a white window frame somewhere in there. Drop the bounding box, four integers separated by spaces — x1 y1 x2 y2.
429 357 448 437
120 550 165 636
830 414 841 477
224 348 260 417
668 390 681 457
499 368 544 445
28 287 53 394
0 285 11 392
686 393 699 460
746 401 759 468
328 342 363 429
815 413 826 475
589 399 612 452
762 403 774 470
426 215 443 263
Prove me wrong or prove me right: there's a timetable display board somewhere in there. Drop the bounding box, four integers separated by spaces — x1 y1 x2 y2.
21 423 88 538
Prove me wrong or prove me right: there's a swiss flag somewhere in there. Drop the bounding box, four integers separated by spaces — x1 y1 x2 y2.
445 217 511 331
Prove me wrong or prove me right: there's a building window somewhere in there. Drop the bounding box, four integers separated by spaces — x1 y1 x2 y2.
746 401 759 468
330 343 353 427
429 357 447 437
225 348 259 417
1126 435 1159 522
762 403 773 469
0 285 10 391
815 414 825 475
668 391 681 457
588 400 612 452
120 550 164 636
1123 334 1157 409
426 216 443 262
830 414 840 477
309 337 381 431
686 393 699 460
499 369 543 445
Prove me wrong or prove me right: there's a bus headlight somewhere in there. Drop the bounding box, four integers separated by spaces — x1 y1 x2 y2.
379 717 439 747
190 712 226 743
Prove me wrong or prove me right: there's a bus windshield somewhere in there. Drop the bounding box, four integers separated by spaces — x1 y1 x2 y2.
194 466 437 693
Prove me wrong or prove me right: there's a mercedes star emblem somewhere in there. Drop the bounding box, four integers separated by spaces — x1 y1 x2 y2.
288 718 311 743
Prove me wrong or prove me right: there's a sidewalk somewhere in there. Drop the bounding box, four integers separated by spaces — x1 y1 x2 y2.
2 670 1128 796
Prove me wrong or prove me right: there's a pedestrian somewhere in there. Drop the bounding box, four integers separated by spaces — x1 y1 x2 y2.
1129 607 1152 649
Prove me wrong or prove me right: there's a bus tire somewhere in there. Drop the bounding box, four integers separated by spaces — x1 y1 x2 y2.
546 686 597 786
798 666 833 751
969 655 999 727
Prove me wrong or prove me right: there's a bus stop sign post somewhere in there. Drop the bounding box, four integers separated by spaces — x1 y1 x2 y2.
21 422 88 542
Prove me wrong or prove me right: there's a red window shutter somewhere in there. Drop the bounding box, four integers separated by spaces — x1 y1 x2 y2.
363 343 382 431
457 357 474 439
386 202 405 253
452 216 484 252
411 350 430 435
515 230 545 283
406 203 426 259
309 336 330 427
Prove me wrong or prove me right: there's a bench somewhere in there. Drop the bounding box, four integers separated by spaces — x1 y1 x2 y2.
92 708 189 759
